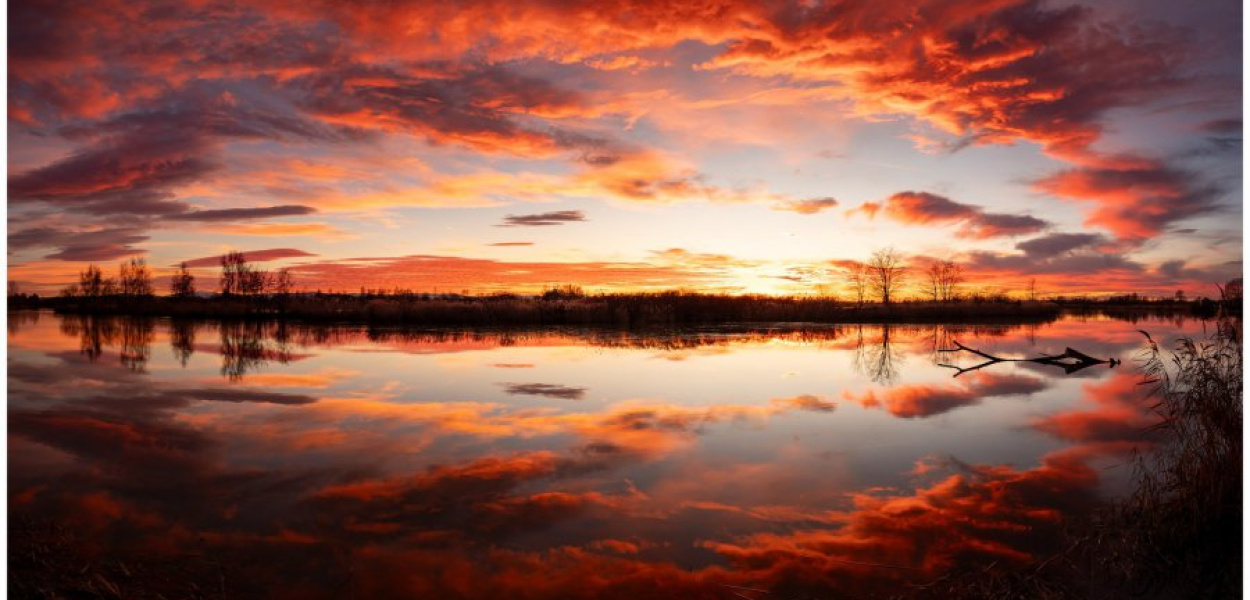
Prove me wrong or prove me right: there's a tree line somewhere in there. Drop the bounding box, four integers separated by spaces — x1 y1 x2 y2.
61 252 295 298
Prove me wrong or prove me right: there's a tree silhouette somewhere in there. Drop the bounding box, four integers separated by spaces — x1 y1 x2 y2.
220 251 256 296
171 262 196 297
1218 278 1243 304
119 258 154 297
868 247 907 304
844 261 870 305
77 265 116 297
270 269 294 297
242 266 269 296
924 259 964 301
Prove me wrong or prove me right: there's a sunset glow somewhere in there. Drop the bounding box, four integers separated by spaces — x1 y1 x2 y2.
8 0 1243 296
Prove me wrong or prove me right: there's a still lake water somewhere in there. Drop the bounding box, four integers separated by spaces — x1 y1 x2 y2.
7 310 1210 598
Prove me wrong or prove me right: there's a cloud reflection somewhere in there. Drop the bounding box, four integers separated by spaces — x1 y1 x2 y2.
7 313 1194 598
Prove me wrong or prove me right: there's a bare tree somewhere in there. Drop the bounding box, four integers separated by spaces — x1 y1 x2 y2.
924 262 942 301
939 260 964 301
220 251 253 296
270 269 294 297
78 265 116 297
171 262 196 297
119 258 154 297
242 268 269 296
868 247 907 304
845 261 870 305
924 260 964 301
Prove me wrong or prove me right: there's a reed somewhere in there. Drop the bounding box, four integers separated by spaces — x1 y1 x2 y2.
1108 320 1242 596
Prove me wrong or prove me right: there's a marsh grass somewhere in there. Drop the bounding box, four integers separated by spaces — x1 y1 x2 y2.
1110 319 1242 596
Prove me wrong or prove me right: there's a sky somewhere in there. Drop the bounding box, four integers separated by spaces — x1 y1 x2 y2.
7 0 1244 297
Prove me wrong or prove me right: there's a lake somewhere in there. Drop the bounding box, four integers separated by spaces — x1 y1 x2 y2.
7 310 1209 599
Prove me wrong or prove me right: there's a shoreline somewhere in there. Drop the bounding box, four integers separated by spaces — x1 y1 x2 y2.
9 293 1228 328
11 294 1069 327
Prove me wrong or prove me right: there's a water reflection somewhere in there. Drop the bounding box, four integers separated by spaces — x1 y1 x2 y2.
59 314 119 363
219 321 295 381
7 309 40 336
119 317 155 372
852 323 903 384
7 311 1214 599
169 318 196 366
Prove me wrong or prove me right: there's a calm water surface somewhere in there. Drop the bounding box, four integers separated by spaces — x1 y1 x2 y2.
7 311 1210 598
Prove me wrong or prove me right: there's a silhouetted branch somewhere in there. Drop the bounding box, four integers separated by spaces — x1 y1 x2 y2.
938 340 1119 377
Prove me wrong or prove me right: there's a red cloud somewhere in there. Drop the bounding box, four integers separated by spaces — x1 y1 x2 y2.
845 202 881 220
702 444 1112 593
6 0 1234 291
699 1 1185 163
1031 371 1160 444
1034 162 1221 241
845 372 1047 418
883 191 1048 239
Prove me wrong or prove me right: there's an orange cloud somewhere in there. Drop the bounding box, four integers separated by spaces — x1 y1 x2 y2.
773 197 839 215
882 191 1048 239
702 444 1111 590
1033 162 1221 241
845 372 1047 418
584 55 666 72
844 202 881 220
209 222 352 238
1031 371 1160 444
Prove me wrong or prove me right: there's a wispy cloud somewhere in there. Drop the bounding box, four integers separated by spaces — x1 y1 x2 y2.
498 210 587 227
773 197 838 215
169 205 317 221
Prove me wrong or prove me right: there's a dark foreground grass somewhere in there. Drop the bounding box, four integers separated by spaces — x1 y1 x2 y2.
28 292 1064 326
897 319 1242 600
1114 322 1242 596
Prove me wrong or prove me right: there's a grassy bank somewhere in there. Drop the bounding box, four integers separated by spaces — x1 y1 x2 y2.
19 292 1066 326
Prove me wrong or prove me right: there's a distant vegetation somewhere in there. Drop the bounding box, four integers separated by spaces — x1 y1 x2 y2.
6 249 1241 326
31 289 1067 327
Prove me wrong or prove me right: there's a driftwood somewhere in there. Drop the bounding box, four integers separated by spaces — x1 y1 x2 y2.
937 340 1119 377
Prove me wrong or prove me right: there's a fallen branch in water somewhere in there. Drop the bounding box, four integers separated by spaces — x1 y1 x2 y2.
937 340 1119 377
